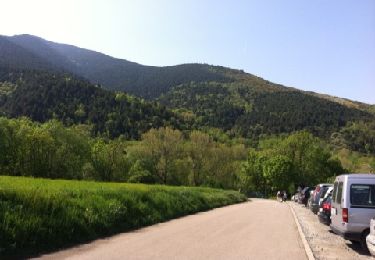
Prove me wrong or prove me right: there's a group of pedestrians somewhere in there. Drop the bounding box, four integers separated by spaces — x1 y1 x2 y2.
276 191 287 202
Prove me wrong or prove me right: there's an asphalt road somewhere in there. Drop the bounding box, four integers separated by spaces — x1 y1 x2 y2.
37 199 307 260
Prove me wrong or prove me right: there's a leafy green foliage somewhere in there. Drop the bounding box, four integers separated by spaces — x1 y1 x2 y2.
128 127 247 189
0 176 246 256
0 118 247 188
239 131 346 195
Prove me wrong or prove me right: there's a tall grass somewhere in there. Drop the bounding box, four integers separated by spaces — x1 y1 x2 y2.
0 176 246 256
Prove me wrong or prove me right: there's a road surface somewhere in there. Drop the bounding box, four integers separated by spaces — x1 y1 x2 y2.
37 199 307 260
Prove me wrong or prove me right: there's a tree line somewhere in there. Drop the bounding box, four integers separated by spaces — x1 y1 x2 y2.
239 131 346 196
1 117 355 194
0 117 246 189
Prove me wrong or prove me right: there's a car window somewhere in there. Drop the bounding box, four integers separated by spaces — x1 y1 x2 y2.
336 182 343 203
332 182 338 203
320 186 329 198
350 184 375 208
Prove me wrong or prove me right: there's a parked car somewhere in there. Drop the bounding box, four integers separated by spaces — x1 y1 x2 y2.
366 218 375 256
319 186 333 208
299 187 314 206
330 174 375 250
307 190 314 208
309 183 333 214
318 195 332 225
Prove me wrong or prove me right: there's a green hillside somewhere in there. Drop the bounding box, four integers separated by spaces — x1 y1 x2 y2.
0 67 184 139
158 81 374 139
1 34 374 153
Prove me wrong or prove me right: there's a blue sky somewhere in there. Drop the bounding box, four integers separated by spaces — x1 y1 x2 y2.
1 0 374 104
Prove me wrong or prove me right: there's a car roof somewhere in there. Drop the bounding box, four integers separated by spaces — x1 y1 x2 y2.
335 174 375 181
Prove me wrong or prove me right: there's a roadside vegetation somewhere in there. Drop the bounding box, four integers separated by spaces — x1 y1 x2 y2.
1 117 374 192
0 117 246 189
0 176 246 256
239 131 348 196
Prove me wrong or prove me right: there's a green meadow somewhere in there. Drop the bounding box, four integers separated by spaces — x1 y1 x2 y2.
0 176 246 256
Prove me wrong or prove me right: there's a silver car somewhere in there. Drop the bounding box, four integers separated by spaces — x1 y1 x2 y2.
330 174 375 249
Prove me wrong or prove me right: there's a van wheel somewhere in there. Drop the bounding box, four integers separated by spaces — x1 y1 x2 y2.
360 229 370 252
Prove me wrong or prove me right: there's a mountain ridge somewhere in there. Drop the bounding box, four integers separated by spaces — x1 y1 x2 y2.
1 34 373 107
0 34 374 149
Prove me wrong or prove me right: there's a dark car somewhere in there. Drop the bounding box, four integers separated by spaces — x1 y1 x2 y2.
318 195 332 225
299 187 314 206
309 183 333 214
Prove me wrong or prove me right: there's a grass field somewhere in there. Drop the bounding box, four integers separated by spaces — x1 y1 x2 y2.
0 176 246 256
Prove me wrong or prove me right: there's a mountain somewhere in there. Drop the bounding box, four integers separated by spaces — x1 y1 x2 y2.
0 67 184 139
2 34 232 99
0 34 374 151
0 35 54 70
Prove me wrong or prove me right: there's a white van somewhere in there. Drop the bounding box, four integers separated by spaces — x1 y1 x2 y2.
330 174 375 248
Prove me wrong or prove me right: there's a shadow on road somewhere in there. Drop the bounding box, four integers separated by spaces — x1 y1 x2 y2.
346 242 371 256
328 229 371 256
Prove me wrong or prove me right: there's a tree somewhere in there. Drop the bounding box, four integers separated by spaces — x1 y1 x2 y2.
239 149 266 195
186 131 211 186
263 155 293 191
90 139 129 181
141 127 183 184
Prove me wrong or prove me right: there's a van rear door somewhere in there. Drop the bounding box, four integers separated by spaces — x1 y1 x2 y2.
349 184 375 233
331 181 344 229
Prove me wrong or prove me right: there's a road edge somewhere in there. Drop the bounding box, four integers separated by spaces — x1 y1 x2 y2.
288 202 315 260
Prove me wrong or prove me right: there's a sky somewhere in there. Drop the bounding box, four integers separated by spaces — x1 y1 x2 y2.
1 0 374 104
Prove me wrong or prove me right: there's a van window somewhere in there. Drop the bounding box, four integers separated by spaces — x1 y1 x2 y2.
332 182 338 202
350 184 375 208
336 182 343 203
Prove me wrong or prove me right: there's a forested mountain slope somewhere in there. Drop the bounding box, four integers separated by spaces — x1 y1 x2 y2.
1 34 374 151
3 34 232 99
158 81 374 139
0 67 184 139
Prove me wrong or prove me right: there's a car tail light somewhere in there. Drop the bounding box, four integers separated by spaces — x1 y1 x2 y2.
342 208 349 223
322 202 331 211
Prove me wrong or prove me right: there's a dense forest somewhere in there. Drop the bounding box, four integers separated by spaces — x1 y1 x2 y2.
159 81 374 141
0 67 185 139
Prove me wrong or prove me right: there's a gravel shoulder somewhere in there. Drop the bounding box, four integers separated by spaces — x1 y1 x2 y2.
37 199 306 260
289 202 372 260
